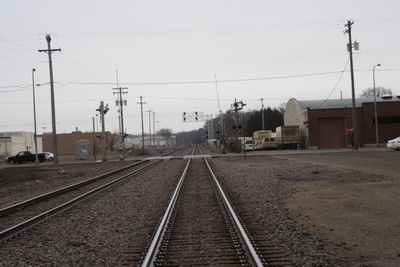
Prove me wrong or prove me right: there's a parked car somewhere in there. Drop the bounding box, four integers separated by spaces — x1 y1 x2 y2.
243 140 255 151
5 151 46 164
43 152 54 161
387 137 400 150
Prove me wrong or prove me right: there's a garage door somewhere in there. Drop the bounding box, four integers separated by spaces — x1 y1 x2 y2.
318 118 345 148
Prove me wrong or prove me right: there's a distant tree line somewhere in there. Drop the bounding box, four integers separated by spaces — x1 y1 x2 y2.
174 106 284 145
210 106 284 138
360 86 393 98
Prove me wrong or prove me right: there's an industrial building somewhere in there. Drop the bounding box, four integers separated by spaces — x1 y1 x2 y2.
284 96 400 149
42 132 111 156
0 132 42 157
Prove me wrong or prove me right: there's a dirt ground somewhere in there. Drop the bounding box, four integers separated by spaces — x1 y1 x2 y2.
277 150 400 266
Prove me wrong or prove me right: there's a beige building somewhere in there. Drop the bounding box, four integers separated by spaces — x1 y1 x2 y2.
0 132 42 157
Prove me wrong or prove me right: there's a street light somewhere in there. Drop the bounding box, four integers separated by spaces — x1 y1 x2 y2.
32 68 39 165
373 63 381 147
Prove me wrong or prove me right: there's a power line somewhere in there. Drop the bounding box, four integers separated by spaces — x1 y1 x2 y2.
2 67 400 91
317 58 350 108
49 70 348 86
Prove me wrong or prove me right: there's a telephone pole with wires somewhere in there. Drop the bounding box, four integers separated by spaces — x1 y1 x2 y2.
113 86 128 160
214 74 224 142
146 110 152 146
137 96 146 149
345 20 359 150
152 111 156 146
38 34 61 165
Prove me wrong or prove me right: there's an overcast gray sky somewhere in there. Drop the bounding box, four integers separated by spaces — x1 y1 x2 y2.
1 0 399 134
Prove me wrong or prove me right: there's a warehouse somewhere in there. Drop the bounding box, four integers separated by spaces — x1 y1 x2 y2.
0 132 42 157
284 96 400 149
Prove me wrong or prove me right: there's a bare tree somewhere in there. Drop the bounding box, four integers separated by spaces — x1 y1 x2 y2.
360 87 392 98
158 128 172 138
106 131 120 151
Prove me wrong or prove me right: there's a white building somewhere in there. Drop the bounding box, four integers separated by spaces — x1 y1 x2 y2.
125 134 176 149
0 132 42 157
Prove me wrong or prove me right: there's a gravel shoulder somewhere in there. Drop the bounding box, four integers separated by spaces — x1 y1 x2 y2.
275 152 400 266
211 155 400 266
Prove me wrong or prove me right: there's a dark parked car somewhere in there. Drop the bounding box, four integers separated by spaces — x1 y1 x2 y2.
5 151 46 164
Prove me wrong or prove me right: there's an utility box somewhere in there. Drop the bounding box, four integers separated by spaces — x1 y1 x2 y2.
75 140 90 160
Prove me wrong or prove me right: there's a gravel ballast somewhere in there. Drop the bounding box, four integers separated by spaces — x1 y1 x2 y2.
0 159 186 266
2 150 398 266
0 161 133 209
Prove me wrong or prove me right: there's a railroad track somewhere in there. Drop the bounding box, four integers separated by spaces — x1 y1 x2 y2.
137 146 291 266
0 147 188 243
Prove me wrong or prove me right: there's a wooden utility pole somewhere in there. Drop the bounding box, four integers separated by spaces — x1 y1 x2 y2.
146 110 152 146
215 74 224 141
152 111 156 146
345 20 358 150
92 116 96 160
38 34 61 165
137 96 146 149
113 86 128 160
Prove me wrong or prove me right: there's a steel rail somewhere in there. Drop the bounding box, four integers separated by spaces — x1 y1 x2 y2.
0 161 143 217
203 156 263 266
142 146 263 266
141 147 195 266
0 147 185 217
0 160 160 243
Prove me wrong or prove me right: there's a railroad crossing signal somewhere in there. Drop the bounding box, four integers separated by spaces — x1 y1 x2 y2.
182 112 212 122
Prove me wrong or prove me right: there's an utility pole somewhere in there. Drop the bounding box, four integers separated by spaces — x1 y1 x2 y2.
152 111 156 146
146 110 152 146
345 20 359 150
32 68 39 165
260 98 265 130
113 84 128 160
156 120 160 146
96 101 109 161
373 64 381 147
214 74 224 141
92 116 96 160
38 34 61 165
137 96 146 149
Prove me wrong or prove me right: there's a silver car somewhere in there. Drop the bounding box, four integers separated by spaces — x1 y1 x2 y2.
387 137 400 150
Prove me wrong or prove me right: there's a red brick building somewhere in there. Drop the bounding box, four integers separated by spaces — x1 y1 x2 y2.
284 96 400 149
42 131 117 156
